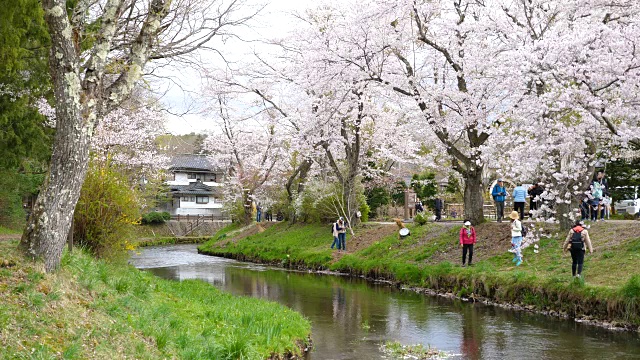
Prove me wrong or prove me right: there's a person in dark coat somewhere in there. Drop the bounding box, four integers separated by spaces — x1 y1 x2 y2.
527 182 544 218
434 198 443 221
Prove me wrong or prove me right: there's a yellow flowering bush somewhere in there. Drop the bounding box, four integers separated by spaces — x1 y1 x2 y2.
73 157 141 259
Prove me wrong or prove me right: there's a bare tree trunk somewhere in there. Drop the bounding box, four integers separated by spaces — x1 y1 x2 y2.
556 202 574 230
463 170 485 224
19 0 88 272
20 0 182 271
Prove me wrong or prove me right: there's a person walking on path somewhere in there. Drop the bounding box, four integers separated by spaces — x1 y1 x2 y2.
338 218 347 251
256 204 262 222
492 179 508 222
512 184 527 221
563 220 593 278
331 219 342 250
509 211 523 266
434 198 443 221
459 220 477 267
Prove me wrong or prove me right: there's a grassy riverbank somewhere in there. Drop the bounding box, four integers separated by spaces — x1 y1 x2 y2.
199 221 640 328
134 236 211 247
0 240 310 359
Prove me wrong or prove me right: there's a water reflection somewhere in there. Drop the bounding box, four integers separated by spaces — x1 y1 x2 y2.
131 245 640 360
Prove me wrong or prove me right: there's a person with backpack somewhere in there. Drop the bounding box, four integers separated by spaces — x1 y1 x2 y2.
597 171 610 221
562 220 594 278
589 177 604 222
509 211 523 266
330 219 342 250
459 220 476 267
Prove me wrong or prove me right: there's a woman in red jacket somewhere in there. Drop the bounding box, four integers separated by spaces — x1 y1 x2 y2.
460 220 477 267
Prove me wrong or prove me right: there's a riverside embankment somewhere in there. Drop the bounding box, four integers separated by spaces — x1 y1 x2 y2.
0 240 310 359
198 221 640 331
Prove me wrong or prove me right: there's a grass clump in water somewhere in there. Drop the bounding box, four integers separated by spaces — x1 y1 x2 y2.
382 341 450 359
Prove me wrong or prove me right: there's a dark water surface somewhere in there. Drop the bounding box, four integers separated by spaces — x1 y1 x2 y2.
130 244 640 359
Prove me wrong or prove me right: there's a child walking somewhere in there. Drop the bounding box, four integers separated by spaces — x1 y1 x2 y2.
459 220 476 267
509 211 523 266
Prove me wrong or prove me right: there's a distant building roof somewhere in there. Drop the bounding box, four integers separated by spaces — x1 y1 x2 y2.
169 154 216 172
169 181 221 196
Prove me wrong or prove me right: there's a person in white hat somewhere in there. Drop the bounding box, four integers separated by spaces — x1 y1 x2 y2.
459 220 476 267
509 211 523 266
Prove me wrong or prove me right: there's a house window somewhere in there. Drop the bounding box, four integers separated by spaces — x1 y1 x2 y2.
206 173 216 182
181 197 196 202
188 172 207 181
196 196 209 204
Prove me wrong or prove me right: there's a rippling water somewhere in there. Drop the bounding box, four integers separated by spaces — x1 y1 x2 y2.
130 244 640 360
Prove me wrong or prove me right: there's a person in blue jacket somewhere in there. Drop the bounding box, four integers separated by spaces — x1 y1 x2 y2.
492 179 508 222
512 184 527 221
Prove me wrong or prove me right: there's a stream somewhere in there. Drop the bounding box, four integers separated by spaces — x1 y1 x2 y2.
130 244 640 359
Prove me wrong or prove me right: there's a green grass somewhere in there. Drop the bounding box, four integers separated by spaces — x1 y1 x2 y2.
134 236 211 247
200 223 333 269
0 240 310 359
0 225 21 235
201 221 640 327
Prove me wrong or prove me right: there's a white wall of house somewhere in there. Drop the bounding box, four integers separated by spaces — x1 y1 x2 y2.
174 208 222 216
167 172 223 187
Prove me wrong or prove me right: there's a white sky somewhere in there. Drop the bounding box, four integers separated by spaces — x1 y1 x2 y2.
158 0 314 134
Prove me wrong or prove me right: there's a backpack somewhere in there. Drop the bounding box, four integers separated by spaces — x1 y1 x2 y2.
331 223 335 234
571 229 583 249
592 181 603 199
521 225 528 237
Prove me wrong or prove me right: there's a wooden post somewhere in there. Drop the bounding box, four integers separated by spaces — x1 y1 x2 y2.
67 217 74 253
404 189 410 220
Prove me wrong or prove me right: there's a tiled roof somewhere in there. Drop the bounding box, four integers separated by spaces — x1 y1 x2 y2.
170 181 219 196
169 155 215 171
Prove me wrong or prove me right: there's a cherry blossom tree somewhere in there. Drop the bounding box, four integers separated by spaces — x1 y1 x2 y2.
488 0 640 228
202 95 283 224
22 0 255 272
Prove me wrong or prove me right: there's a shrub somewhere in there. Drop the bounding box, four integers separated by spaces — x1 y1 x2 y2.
414 212 428 225
358 201 370 223
621 275 640 300
73 158 141 259
141 211 170 224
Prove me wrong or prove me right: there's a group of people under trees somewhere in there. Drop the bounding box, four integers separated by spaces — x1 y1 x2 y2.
492 171 612 224
580 170 611 222
491 179 544 222
459 214 593 277
465 174 601 276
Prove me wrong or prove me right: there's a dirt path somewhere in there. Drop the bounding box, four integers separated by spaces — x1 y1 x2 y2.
330 224 398 262
0 234 20 241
